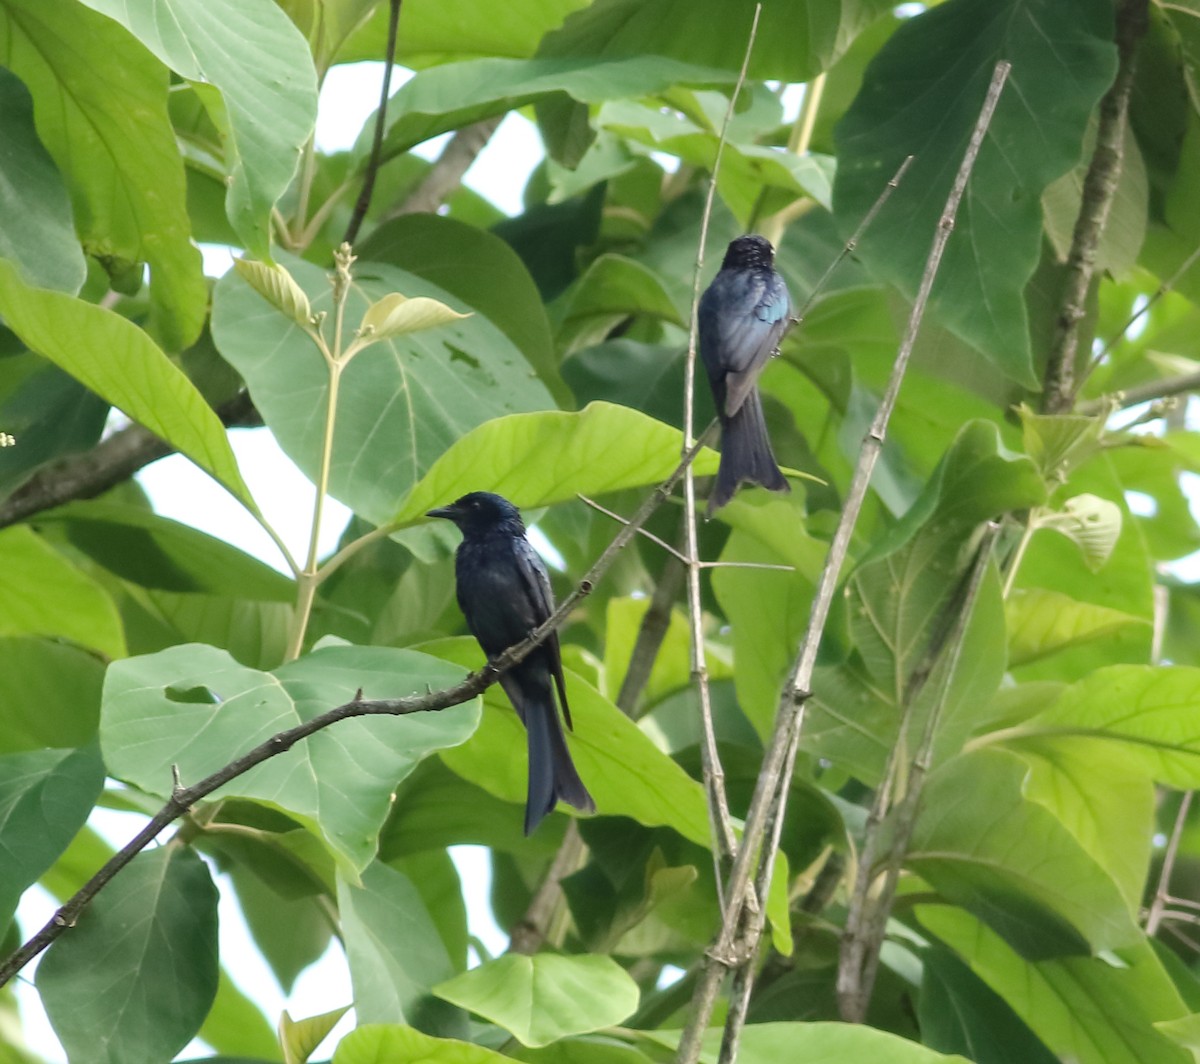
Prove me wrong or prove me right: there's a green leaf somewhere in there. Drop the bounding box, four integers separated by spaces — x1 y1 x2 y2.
234 259 313 326
1011 737 1154 913
644 1021 973 1063
0 526 125 658
909 747 1140 955
78 0 317 259
0 258 258 511
433 954 639 1047
376 55 735 164
212 252 554 526
1035 493 1123 572
357 214 567 406
1006 588 1147 666
395 403 722 524
199 968 284 1063
711 498 825 741
358 292 471 342
833 0 1117 383
40 501 295 600
101 643 481 871
0 638 103 754
919 947 1059 1064
431 639 710 846
1158 1014 1200 1061
0 355 108 497
541 0 893 81
281 1006 350 1064
1004 664 1200 787
1016 404 1106 480
0 745 104 924
332 1024 509 1064
338 861 463 1032
919 906 1192 1064
0 67 84 292
556 253 684 355
37 847 220 1064
0 0 206 347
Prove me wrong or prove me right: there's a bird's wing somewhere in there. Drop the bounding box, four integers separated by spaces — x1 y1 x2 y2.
701 272 791 417
513 536 573 730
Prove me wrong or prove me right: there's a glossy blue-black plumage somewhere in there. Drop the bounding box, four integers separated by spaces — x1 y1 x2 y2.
427 491 594 834
698 234 792 513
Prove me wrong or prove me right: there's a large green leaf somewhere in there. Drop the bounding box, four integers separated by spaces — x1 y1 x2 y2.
802 421 1039 780
430 638 709 846
997 664 1200 787
101 643 481 871
919 948 1059 1064
909 747 1141 956
40 501 295 600
338 861 464 1032
920 906 1192 1064
79 0 317 259
833 0 1117 383
1006 588 1147 666
332 1025 508 1064
0 745 104 924
432 954 639 1047
212 253 553 526
0 526 125 658
0 354 108 497
0 0 206 346
541 0 894 81
394 403 721 524
375 55 735 162
0 67 84 292
0 637 103 754
0 259 257 510
358 215 566 405
645 1021 972 1063
37 847 220 1064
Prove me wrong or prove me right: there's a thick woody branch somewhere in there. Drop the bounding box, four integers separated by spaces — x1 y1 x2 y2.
1042 0 1148 413
0 392 259 530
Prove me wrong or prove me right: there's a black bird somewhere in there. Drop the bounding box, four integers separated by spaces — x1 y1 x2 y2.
427 491 594 834
699 234 792 514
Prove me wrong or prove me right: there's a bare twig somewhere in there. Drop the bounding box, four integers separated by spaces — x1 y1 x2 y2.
342 0 403 245
1079 241 1200 391
1078 369 1200 416
0 428 716 988
1146 791 1193 936
0 392 259 530
1043 0 1148 413
680 5 763 881
675 60 1011 1064
507 823 587 955
837 522 999 1021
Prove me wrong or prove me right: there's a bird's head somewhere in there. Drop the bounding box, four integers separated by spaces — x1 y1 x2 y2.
721 234 776 270
426 491 525 535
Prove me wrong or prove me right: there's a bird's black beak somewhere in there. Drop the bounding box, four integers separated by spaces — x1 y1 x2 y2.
426 504 458 520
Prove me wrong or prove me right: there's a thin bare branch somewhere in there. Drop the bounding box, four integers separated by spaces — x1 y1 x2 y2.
342 0 403 245
1078 369 1200 416
681 4 763 880
675 60 1011 1064
1147 791 1193 936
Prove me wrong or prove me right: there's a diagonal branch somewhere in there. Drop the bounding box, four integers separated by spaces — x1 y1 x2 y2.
0 426 716 989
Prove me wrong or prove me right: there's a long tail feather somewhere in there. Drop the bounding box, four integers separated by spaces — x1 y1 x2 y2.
708 389 788 514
